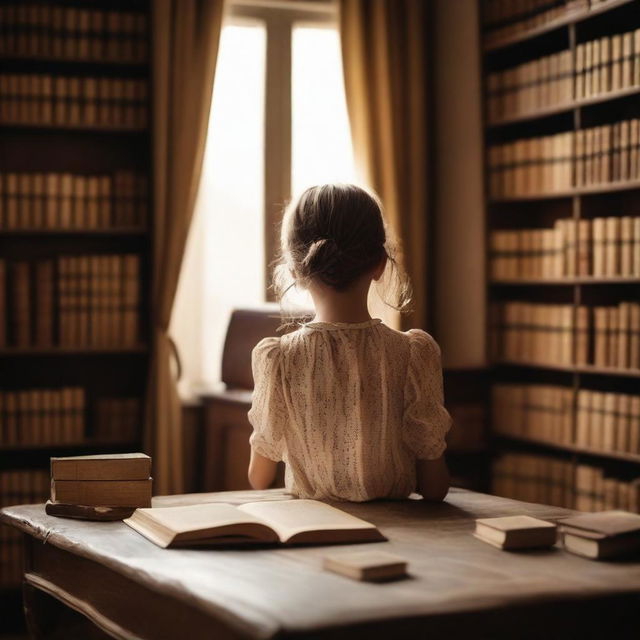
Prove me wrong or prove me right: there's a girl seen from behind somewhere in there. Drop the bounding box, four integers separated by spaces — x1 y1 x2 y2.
247 184 451 502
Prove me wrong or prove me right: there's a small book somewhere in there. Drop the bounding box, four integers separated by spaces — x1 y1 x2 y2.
51 453 151 481
51 478 152 508
323 551 407 582
474 515 557 550
558 511 640 559
123 500 386 549
45 500 136 521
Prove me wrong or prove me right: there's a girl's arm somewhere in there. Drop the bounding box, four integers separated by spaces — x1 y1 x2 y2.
416 456 450 502
248 449 278 490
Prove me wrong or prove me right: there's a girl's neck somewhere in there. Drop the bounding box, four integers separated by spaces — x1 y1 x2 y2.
309 279 373 324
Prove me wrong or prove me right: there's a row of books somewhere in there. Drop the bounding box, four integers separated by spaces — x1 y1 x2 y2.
487 29 640 122
94 398 141 443
0 387 84 446
490 216 640 280
488 118 640 197
493 384 573 445
0 254 141 348
483 0 605 44
0 170 148 230
486 49 572 122
492 452 640 512
575 30 640 99
0 74 148 129
0 469 49 587
489 300 640 369
0 5 147 63
492 383 640 455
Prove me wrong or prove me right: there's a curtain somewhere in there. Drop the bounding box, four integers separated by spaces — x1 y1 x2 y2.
339 0 429 330
147 0 225 495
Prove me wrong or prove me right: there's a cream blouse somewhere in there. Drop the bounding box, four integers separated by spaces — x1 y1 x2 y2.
248 319 451 502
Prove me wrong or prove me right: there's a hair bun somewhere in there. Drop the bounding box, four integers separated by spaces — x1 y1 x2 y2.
301 238 341 276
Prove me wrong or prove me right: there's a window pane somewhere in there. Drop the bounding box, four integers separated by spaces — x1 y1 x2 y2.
291 25 356 196
172 23 266 392
288 24 356 311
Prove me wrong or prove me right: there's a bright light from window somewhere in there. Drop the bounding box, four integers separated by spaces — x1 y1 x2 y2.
287 24 357 311
292 25 356 196
171 23 266 392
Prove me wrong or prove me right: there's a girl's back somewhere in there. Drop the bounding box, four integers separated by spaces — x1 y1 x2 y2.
249 319 450 501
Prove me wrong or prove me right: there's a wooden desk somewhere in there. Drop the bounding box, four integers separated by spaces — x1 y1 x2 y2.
2 488 640 639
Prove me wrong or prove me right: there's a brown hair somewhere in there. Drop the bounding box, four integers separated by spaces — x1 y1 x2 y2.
273 183 412 311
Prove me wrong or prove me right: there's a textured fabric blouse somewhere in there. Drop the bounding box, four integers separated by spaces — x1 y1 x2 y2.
248 319 451 502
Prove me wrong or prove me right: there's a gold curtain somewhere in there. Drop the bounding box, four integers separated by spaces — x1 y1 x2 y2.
147 0 225 495
339 0 429 330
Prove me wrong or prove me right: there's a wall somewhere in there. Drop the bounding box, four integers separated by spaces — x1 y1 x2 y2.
432 0 486 367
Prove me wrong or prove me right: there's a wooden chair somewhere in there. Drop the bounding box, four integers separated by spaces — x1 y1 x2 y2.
201 306 307 491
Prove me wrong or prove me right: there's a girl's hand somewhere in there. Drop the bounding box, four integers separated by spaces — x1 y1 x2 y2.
416 456 450 502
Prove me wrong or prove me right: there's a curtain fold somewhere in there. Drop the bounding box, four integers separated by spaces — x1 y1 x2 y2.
147 0 225 495
339 0 429 330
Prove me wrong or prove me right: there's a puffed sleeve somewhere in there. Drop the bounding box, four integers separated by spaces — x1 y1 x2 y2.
247 337 286 462
403 329 452 459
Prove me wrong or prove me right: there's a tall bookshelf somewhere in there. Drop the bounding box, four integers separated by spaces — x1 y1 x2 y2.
480 0 640 512
0 0 152 626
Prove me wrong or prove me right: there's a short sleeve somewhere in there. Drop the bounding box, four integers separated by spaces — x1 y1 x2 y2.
403 329 452 460
248 337 286 462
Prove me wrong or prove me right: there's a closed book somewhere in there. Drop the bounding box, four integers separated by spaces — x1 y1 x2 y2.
51 478 152 507
323 551 407 582
559 511 640 559
51 453 151 481
474 515 557 550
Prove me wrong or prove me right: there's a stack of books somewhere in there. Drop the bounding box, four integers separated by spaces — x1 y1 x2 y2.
558 511 640 559
48 453 152 518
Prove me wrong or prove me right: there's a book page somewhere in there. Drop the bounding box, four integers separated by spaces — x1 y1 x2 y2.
237 500 379 543
135 503 269 536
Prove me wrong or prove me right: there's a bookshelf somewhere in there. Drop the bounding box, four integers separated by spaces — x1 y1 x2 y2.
0 0 151 616
480 0 640 513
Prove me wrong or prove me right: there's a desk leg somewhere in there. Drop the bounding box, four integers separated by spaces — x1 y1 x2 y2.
22 582 111 640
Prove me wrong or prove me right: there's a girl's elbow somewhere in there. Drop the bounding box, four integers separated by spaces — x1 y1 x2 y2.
421 484 449 502
247 467 268 490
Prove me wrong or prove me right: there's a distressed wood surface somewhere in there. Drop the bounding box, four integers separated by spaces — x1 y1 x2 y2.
3 488 640 639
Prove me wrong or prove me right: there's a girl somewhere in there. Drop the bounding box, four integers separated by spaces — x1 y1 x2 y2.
247 184 451 502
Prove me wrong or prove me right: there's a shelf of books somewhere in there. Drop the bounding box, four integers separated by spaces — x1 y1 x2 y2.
480 0 640 513
0 1 151 603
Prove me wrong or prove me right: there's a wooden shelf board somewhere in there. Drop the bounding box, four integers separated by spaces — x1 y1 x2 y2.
0 440 139 453
488 86 640 127
494 361 640 378
490 179 640 202
0 123 148 134
491 277 640 285
0 53 147 67
0 228 147 236
483 0 635 51
0 345 148 356
495 434 640 464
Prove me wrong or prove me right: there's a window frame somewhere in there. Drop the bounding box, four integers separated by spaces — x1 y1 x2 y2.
228 0 338 298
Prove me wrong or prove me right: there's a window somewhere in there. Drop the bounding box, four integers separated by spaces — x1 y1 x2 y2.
171 0 357 398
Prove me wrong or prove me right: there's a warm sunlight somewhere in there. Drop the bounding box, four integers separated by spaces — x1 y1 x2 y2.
291 25 356 197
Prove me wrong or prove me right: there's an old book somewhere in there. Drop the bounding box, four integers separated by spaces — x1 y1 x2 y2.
45 500 136 521
51 453 151 481
12 261 31 347
323 551 407 582
474 515 557 550
51 478 152 507
559 511 640 559
124 500 386 549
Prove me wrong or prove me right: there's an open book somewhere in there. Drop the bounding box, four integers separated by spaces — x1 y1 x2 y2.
123 499 386 548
